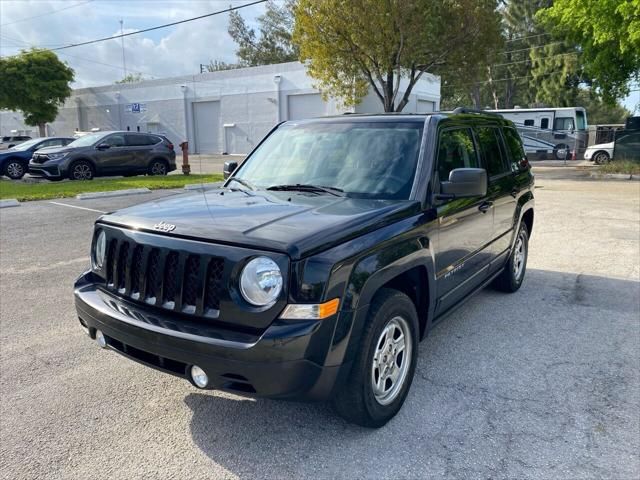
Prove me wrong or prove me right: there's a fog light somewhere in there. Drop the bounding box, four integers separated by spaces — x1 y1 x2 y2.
95 330 107 348
190 365 209 388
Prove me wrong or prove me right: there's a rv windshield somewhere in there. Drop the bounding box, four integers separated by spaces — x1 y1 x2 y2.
576 110 587 130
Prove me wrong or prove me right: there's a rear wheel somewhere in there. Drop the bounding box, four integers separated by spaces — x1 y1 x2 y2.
553 143 570 160
493 222 529 292
69 160 94 180
332 288 418 428
4 160 26 179
148 159 168 176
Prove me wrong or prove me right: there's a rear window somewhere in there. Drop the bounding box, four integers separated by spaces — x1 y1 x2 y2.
502 127 526 168
476 127 508 177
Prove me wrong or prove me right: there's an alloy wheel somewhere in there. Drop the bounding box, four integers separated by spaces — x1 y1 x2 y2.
151 162 167 175
513 229 527 280
73 163 93 180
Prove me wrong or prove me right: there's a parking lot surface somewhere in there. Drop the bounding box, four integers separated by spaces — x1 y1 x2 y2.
1 167 638 479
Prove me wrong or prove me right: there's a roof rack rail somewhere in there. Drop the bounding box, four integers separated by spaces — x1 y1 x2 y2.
452 107 501 117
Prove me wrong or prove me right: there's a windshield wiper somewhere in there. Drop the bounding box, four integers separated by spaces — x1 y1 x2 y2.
266 184 345 197
226 177 256 191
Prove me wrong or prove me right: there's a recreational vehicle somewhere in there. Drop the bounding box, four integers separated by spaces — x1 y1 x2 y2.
489 107 588 160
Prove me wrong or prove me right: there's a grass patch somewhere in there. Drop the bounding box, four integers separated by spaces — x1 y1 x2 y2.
0 174 224 201
599 160 640 175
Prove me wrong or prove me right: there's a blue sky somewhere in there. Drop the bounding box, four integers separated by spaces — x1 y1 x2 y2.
0 0 637 114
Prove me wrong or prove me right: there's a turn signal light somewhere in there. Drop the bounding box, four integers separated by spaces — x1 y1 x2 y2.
280 298 340 320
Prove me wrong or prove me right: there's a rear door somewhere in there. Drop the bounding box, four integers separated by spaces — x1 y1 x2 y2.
434 127 494 315
475 126 517 264
126 133 158 172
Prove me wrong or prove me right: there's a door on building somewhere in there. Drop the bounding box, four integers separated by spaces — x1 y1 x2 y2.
417 99 435 113
287 93 326 121
193 101 220 153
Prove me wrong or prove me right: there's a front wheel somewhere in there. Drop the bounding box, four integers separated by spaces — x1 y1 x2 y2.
593 151 610 165
493 222 529 292
69 160 94 180
4 160 26 179
332 288 418 428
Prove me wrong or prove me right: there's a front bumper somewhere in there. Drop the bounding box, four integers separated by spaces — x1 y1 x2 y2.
28 162 63 178
74 271 348 400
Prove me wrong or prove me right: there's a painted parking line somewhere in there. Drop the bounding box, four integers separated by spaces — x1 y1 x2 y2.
48 201 106 214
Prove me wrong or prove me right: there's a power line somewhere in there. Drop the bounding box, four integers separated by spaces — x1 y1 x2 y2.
500 41 565 56
50 0 267 51
504 32 552 43
0 0 94 27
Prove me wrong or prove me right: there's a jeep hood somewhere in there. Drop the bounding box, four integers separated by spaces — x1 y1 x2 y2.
100 189 420 259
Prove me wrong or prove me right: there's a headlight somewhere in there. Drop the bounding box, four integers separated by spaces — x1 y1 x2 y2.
47 152 68 160
239 257 283 306
93 230 106 269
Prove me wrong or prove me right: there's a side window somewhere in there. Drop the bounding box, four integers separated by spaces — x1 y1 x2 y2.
437 128 479 182
476 127 508 177
145 134 161 145
126 134 146 147
554 117 575 131
540 118 549 129
502 127 526 170
104 134 126 147
524 119 534 127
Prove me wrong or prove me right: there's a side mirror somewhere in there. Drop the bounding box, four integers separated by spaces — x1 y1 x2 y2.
439 168 487 198
223 161 238 179
96 143 111 150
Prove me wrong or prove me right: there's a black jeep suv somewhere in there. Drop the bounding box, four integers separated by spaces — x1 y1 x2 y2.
29 131 176 180
74 109 534 427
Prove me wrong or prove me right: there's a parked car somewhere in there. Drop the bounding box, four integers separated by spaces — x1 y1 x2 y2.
0 135 32 150
613 117 640 161
74 109 534 427
584 141 614 164
29 131 176 180
0 137 74 179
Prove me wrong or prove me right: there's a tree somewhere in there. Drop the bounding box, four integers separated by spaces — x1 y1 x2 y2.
115 72 145 84
228 0 298 66
203 60 243 72
538 0 640 102
0 49 74 136
577 89 631 124
293 0 502 112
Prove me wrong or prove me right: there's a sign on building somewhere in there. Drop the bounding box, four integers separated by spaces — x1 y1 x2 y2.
126 103 147 113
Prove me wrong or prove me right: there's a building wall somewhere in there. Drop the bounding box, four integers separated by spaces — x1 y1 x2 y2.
0 62 441 154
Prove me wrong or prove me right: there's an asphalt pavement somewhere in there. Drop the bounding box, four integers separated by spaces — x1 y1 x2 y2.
0 167 638 479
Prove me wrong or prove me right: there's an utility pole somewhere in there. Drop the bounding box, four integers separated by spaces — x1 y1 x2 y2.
119 19 127 78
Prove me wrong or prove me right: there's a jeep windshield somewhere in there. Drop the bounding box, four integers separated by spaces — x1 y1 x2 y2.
232 121 423 200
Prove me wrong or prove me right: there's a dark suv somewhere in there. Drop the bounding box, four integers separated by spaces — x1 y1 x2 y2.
74 109 534 427
29 131 176 180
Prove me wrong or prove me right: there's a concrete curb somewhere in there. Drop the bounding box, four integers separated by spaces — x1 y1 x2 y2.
589 172 639 181
183 182 223 190
76 188 151 200
0 199 20 208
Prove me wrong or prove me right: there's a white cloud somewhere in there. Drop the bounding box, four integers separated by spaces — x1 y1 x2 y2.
0 0 266 87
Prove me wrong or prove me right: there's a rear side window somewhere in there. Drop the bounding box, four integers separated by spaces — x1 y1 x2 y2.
502 127 526 169
437 128 479 182
127 134 160 146
524 119 534 127
476 127 508 177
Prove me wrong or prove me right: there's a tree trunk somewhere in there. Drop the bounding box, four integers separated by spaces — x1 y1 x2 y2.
38 123 46 137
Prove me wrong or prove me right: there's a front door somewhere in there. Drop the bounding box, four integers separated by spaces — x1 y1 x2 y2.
434 127 494 315
97 133 130 174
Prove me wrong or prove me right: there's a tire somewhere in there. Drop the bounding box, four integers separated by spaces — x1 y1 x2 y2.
148 159 168 176
332 288 419 428
69 160 94 181
493 222 529 292
593 151 610 165
4 159 26 180
553 143 570 160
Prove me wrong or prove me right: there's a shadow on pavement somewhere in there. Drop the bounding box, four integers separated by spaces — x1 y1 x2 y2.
185 269 639 479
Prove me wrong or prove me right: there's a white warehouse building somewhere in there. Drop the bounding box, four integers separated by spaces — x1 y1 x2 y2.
0 61 441 155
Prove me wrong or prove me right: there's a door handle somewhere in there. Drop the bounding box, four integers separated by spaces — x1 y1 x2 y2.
478 201 492 213
510 188 519 198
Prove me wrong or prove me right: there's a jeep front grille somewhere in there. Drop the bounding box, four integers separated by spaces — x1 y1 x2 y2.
103 238 225 318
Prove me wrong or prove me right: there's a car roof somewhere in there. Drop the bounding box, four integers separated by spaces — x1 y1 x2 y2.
286 111 512 126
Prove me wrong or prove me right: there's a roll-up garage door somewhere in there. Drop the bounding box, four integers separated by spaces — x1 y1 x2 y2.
287 93 326 120
193 101 220 153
